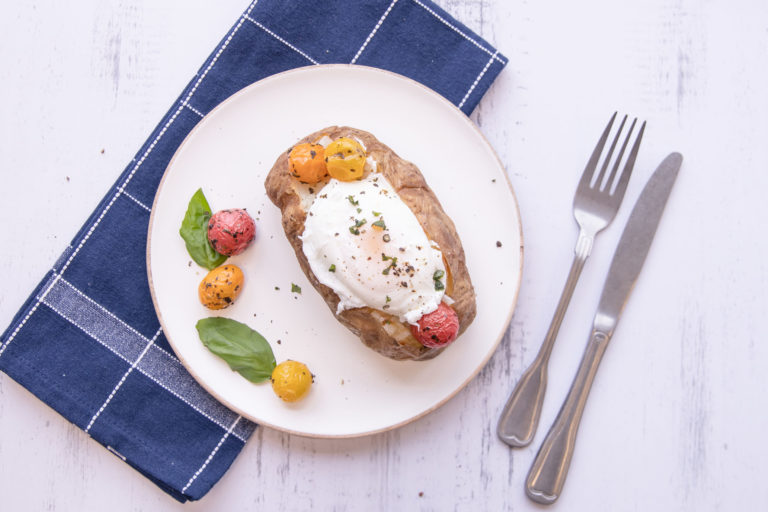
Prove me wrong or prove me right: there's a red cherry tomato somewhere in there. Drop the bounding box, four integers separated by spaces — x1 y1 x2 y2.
207 208 256 256
410 302 460 348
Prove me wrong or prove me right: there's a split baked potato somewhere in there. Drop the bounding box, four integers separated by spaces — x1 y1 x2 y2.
265 126 476 361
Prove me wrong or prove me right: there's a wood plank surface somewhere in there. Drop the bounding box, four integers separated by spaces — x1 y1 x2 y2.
1 1 766 510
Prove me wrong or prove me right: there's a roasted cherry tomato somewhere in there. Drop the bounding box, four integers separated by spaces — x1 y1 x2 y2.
410 302 460 348
271 360 313 402
207 209 256 256
325 137 366 181
198 264 244 310
288 143 327 184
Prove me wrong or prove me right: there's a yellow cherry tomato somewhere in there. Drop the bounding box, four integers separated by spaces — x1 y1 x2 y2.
324 137 366 181
198 264 244 310
271 360 313 402
288 143 327 184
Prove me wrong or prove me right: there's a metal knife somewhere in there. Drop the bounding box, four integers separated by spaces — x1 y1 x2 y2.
525 152 683 505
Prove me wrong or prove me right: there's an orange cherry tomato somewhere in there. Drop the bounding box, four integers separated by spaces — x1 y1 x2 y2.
288 143 327 184
198 264 244 310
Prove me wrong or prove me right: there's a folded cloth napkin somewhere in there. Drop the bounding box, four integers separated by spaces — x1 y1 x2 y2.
0 0 506 502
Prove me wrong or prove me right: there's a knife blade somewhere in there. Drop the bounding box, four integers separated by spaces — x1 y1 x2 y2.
593 152 683 335
525 152 683 505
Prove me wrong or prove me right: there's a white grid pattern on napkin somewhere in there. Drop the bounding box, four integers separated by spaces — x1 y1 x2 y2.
41 275 251 441
351 0 400 64
0 0 506 493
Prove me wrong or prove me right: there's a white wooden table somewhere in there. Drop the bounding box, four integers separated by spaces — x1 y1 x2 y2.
2 1 766 510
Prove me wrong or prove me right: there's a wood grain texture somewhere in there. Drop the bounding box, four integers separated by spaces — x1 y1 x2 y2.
1 0 767 510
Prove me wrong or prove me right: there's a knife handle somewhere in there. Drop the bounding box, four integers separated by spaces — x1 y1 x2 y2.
525 329 611 504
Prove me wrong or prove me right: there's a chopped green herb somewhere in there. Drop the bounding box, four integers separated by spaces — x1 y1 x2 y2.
347 195 359 206
372 219 387 230
291 283 301 293
348 218 367 235
433 269 445 291
382 255 398 274
386 295 391 303
357 207 362 213
373 211 381 217
329 264 336 272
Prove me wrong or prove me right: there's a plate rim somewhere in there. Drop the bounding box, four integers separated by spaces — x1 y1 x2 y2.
146 63 524 438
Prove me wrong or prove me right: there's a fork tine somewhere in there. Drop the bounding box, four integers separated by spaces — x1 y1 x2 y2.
578 112 617 190
604 117 637 192
593 115 628 189
612 120 646 199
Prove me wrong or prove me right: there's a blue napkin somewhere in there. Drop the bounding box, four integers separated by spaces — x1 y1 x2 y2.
0 0 506 502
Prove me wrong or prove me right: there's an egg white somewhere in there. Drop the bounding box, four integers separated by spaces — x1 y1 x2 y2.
300 170 446 324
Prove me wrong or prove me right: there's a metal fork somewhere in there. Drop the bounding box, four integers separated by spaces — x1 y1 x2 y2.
497 113 645 447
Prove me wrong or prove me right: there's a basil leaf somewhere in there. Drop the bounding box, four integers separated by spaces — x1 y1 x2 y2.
196 317 276 383
179 188 227 270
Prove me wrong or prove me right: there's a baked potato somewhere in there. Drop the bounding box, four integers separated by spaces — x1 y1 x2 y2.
265 126 476 361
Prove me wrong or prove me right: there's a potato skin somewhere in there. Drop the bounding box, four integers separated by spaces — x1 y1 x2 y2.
198 264 244 310
265 127 476 361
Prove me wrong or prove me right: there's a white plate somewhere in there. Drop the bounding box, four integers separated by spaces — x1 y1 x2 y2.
147 65 522 438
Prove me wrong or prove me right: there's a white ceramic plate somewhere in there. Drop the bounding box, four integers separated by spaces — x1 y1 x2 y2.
148 65 522 438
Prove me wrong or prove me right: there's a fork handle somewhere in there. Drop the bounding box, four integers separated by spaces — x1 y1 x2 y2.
497 231 593 447
525 329 611 504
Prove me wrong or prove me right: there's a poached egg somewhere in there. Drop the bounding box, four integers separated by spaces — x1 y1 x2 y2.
300 171 446 324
